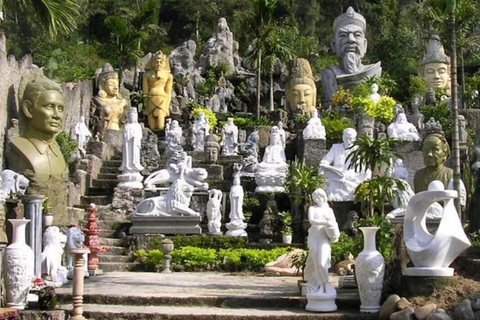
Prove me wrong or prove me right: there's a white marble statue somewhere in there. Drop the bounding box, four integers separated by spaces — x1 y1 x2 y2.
165 119 183 159
41 226 68 286
278 121 286 148
135 164 200 217
192 112 210 151
66 226 89 278
144 151 209 190
369 83 380 104
221 117 238 155
303 110 326 140
386 159 415 219
318 128 371 201
0 169 29 204
387 113 421 141
403 180 471 276
226 175 247 237
118 108 144 189
74 116 92 156
207 189 223 235
255 126 288 193
304 188 340 312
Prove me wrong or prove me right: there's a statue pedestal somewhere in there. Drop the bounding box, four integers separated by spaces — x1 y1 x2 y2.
129 216 202 235
306 292 337 312
118 171 144 189
401 275 457 297
298 132 327 166
198 164 224 181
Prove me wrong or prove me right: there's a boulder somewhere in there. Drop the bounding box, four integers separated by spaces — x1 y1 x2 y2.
415 304 437 320
379 294 401 320
453 299 474 320
390 306 415 320
426 309 453 320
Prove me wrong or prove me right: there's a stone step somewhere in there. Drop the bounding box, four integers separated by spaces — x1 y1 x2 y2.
100 166 122 174
98 228 116 238
93 179 118 188
103 160 122 167
58 304 375 320
101 246 127 255
100 237 124 246
99 255 131 263
87 187 114 196
98 262 136 272
98 173 120 180
81 195 112 206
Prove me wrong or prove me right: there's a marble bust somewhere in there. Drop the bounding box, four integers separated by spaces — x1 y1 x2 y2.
143 50 173 131
221 117 238 155
8 77 68 219
303 109 326 140
92 63 128 138
318 128 371 201
321 7 382 105
387 112 421 141
418 35 451 95
285 58 317 115
369 83 380 104
255 126 288 193
204 134 220 164
304 188 340 312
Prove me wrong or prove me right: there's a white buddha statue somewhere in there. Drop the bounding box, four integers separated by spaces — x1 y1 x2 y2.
255 126 288 193
369 83 381 104
318 128 371 201
387 112 421 141
303 109 326 140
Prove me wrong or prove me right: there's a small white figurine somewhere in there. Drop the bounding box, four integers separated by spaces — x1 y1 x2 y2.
74 116 92 156
226 175 247 237
221 117 238 155
207 189 223 235
369 83 380 104
303 110 326 140
387 113 421 141
304 188 340 312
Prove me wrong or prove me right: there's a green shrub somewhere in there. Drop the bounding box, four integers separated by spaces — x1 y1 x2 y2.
322 110 353 145
149 235 248 250
420 101 451 138
133 249 164 272
331 232 358 266
469 231 480 248
189 103 218 128
172 246 217 271
408 76 428 98
351 82 371 98
55 131 78 165
218 247 291 272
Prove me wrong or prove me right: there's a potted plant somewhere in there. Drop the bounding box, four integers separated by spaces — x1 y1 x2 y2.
278 211 292 244
42 197 54 227
291 249 308 295
31 278 57 310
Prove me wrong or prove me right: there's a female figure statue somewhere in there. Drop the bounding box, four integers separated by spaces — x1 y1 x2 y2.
192 112 210 151
93 63 128 137
221 117 238 155
304 188 340 295
143 51 173 131
119 108 144 177
226 175 247 237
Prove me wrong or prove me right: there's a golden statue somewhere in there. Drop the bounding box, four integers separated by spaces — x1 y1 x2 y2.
418 35 451 95
143 51 173 131
285 58 317 115
92 63 128 137
7 77 68 224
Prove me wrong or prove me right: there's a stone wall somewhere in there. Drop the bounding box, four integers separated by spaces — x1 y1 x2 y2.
61 81 93 136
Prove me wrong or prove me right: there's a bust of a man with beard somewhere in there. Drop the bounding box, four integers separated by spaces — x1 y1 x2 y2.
321 7 382 106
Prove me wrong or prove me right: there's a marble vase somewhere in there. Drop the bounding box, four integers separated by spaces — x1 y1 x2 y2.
4 219 34 309
355 227 384 313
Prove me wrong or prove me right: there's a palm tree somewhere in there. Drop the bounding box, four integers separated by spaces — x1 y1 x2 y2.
1 0 79 40
242 0 277 118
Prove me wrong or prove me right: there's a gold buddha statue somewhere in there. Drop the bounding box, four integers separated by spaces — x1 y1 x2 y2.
285 58 317 115
143 51 173 131
418 35 451 95
92 63 128 137
7 77 68 224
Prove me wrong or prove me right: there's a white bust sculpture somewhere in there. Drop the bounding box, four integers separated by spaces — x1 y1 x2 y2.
118 108 144 189
304 188 340 312
207 189 223 235
369 83 380 104
318 128 371 201
74 116 92 156
255 126 288 193
303 109 326 140
387 112 421 141
403 180 471 276
41 226 68 285
226 175 247 237
66 226 89 278
192 112 210 151
221 117 238 155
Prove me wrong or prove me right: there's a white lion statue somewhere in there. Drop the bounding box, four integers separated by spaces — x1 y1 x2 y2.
0 169 29 202
66 226 89 278
41 226 68 286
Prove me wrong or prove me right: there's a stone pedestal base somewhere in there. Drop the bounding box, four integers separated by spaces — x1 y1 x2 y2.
401 275 457 297
130 216 202 235
198 164 224 181
118 171 143 189
300 137 327 166
226 220 247 237
306 292 337 312
338 275 357 288
405 267 454 277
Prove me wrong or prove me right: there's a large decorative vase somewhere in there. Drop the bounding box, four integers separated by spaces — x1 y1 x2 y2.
4 219 34 309
355 227 385 313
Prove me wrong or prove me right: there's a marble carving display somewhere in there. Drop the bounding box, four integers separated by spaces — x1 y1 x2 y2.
207 189 223 235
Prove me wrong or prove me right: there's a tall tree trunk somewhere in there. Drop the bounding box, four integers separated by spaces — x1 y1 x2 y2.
269 71 274 112
460 54 465 109
450 11 462 216
256 50 262 119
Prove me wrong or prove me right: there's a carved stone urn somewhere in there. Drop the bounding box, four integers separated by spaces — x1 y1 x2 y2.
4 219 34 309
355 227 384 313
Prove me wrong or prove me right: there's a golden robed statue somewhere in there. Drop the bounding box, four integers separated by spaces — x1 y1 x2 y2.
143 51 173 131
